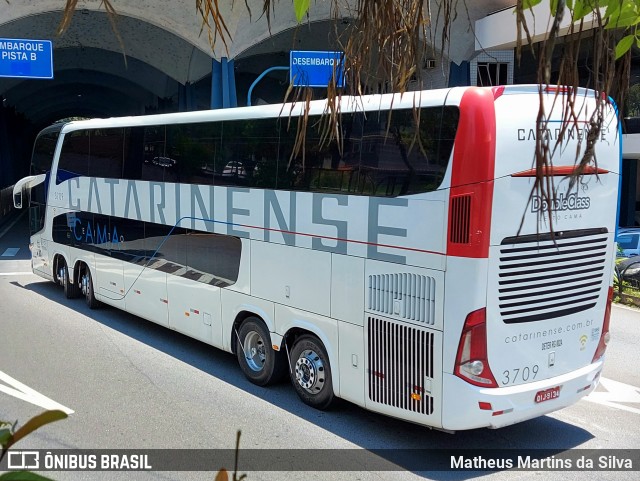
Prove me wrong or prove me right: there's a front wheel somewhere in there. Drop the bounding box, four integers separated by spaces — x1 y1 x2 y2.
289 335 334 410
236 318 287 386
80 266 99 309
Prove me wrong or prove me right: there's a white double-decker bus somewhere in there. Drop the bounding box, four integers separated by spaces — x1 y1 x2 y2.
14 85 619 430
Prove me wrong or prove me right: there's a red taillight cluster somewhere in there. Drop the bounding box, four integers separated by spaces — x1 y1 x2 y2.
592 286 613 363
454 308 498 388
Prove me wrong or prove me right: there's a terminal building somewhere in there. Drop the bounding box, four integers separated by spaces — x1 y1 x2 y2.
0 1 638 225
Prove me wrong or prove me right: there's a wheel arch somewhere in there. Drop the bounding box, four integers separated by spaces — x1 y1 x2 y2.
52 250 92 286
230 310 273 355
51 252 70 283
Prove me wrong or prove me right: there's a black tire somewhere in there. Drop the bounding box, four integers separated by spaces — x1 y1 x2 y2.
289 335 334 410
236 317 287 386
81 267 99 310
63 263 80 299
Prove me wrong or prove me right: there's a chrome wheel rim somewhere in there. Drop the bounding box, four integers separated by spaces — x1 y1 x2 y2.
243 331 266 372
81 273 89 296
295 349 325 393
58 266 66 285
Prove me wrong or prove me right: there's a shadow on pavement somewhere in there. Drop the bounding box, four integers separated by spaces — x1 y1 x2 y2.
11 278 595 479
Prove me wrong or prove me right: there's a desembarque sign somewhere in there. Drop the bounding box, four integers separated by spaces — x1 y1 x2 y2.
290 50 345 88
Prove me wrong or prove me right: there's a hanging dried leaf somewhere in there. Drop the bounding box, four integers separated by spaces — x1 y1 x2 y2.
515 0 625 234
56 0 127 66
57 0 79 36
195 0 232 53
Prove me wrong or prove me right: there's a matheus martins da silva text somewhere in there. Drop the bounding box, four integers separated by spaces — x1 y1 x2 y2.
451 455 633 470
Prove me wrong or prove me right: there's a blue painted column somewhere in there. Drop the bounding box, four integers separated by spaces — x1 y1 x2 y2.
211 57 237 109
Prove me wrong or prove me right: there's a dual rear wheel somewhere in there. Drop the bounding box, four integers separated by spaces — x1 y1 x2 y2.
56 258 99 309
58 264 333 408
235 317 334 410
80 266 99 309
58 260 79 300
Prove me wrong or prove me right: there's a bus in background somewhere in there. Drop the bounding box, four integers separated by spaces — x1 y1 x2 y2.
13 85 619 431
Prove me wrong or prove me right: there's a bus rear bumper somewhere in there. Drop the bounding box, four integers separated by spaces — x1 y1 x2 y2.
441 361 603 431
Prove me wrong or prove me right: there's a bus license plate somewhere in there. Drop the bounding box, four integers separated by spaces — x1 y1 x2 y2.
535 386 561 403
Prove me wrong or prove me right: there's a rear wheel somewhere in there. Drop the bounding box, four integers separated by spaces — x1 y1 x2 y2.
61 262 80 299
289 335 334 410
80 266 99 309
236 318 286 386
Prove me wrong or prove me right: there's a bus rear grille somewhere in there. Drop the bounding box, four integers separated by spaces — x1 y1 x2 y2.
368 273 436 325
498 228 608 324
367 316 434 415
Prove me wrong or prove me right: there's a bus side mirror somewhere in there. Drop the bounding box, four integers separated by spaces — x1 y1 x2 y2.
14 191 22 209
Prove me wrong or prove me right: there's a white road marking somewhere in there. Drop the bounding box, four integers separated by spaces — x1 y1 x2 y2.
0 370 74 414
1 272 35 276
584 377 640 415
1 248 20 256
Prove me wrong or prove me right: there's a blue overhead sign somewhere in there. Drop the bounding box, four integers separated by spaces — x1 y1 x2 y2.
0 38 53 79
290 50 345 88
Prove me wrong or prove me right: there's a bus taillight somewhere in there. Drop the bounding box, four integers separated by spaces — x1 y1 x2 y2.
592 287 613 363
454 308 498 388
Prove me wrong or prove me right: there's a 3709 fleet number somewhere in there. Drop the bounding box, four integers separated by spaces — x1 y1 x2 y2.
501 365 539 385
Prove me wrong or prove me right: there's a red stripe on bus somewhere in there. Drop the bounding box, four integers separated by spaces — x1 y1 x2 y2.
447 88 497 259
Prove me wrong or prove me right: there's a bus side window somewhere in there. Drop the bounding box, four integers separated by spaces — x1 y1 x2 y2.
219 118 279 189
89 128 124 179
281 113 364 195
165 123 221 186
141 126 167 182
123 127 145 180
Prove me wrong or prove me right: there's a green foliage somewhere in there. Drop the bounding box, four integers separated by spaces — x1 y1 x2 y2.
0 411 67 481
0 414 245 480
627 83 640 116
522 0 543 9
617 34 636 59
1 411 68 458
293 0 310 23
601 0 640 58
518 1 640 59
605 0 639 29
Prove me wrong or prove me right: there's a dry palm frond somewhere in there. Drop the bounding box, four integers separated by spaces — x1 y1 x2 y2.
284 0 429 166
56 0 78 35
195 0 232 53
341 0 428 96
57 0 127 66
103 0 128 66
515 0 623 234
50 0 629 239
